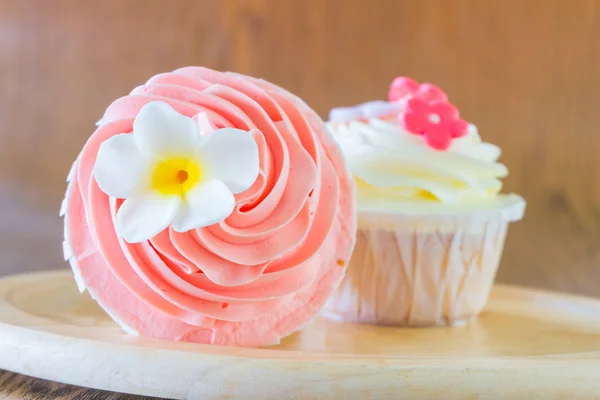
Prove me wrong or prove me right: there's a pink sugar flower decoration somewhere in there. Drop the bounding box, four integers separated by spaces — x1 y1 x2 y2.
401 97 468 151
388 76 448 103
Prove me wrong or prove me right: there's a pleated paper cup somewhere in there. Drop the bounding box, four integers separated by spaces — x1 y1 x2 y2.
322 194 525 326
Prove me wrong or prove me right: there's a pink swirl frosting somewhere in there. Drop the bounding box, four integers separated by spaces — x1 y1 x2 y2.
62 67 356 347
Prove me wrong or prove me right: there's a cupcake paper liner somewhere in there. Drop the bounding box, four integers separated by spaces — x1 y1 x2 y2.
322 195 525 326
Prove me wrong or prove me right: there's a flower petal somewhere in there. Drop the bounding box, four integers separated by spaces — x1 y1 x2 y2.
94 133 152 198
425 126 452 151
430 101 459 120
449 118 468 138
194 112 217 136
388 76 419 101
402 111 428 134
416 83 448 102
133 101 199 157
116 193 181 243
196 128 260 194
172 180 235 232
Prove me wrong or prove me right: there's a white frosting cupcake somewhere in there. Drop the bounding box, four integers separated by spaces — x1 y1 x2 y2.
322 77 525 326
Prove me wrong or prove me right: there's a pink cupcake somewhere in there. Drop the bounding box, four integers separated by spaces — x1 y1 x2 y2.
322 77 525 326
61 67 356 347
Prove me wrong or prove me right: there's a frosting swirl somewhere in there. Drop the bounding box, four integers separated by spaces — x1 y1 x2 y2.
62 67 356 347
327 117 507 204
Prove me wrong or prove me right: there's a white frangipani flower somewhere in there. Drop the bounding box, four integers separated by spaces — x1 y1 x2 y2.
93 101 259 243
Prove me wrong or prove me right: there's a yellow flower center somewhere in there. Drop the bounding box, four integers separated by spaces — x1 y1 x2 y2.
151 157 202 196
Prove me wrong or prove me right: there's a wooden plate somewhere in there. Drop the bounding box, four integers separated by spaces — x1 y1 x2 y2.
0 271 599 399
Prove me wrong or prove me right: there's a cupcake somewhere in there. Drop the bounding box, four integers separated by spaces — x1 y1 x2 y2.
61 67 356 347
322 77 525 326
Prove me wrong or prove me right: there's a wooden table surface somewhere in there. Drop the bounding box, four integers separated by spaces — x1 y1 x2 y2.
0 370 158 400
1 0 600 398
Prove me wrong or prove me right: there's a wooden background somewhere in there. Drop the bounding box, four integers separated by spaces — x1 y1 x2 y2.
0 0 599 298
